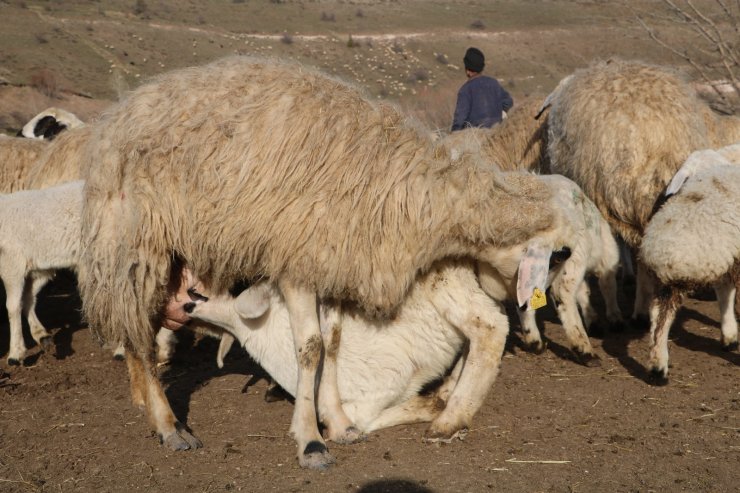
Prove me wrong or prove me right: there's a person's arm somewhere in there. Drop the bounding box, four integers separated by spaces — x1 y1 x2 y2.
500 85 514 113
451 86 472 132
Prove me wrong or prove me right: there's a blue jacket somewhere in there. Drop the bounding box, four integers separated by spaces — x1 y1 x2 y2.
451 75 513 131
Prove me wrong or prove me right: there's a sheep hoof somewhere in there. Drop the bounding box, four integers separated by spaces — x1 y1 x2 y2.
7 357 21 366
264 384 291 403
722 341 738 352
573 351 600 367
39 336 54 351
330 426 366 445
648 368 669 386
423 428 468 444
299 441 335 470
160 422 203 451
523 340 546 354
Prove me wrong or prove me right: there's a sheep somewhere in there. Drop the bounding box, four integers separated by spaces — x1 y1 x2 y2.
476 173 623 361
185 258 508 436
0 136 47 193
0 181 83 365
544 59 740 323
439 97 550 172
76 56 558 469
639 146 740 381
18 107 85 141
440 107 622 357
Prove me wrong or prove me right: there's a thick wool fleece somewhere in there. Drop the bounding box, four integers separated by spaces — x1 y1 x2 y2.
641 164 740 285
547 59 740 247
78 56 554 351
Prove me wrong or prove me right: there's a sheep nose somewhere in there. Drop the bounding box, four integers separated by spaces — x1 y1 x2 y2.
184 302 197 314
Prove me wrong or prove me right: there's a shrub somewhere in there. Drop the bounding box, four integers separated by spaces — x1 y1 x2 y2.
29 68 59 98
470 19 485 30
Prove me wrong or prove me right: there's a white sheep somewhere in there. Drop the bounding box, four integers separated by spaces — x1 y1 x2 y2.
0 181 83 365
476 173 623 363
19 107 84 141
186 258 509 436
640 146 740 381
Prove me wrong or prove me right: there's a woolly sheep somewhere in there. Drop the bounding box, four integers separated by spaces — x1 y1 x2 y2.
0 181 83 365
439 97 550 172
0 136 46 193
187 258 508 436
544 59 740 322
640 146 740 381
19 107 84 141
77 56 557 469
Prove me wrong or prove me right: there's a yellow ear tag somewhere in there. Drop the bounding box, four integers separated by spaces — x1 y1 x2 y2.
530 288 547 310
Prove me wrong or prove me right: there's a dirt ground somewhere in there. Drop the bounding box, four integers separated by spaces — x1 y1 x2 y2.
0 273 737 493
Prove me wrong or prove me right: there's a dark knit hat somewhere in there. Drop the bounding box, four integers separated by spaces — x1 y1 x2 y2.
463 47 485 73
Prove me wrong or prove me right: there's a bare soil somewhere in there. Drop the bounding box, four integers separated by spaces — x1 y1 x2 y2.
0 274 737 493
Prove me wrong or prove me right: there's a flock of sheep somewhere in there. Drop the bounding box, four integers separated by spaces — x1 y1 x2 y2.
0 56 738 470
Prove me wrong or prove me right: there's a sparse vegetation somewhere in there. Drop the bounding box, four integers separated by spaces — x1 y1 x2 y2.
29 68 59 98
347 34 358 48
470 19 485 30
435 53 448 65
35 33 49 44
281 32 293 45
320 11 335 22
407 68 429 83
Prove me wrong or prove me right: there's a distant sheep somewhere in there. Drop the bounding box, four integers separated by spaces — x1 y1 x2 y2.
640 146 740 381
18 107 84 141
77 56 556 468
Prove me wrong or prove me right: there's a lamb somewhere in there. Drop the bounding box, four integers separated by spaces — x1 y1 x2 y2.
0 181 83 365
544 59 740 322
476 174 623 361
639 146 740 381
76 56 558 469
19 107 85 141
186 258 508 436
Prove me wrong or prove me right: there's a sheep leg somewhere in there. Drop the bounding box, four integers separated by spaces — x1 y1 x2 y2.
125 351 202 450
425 286 508 441
365 356 463 433
279 279 335 470
516 307 545 353
550 265 598 366
317 303 365 444
597 265 624 331
5 275 27 366
631 261 654 327
647 284 683 383
23 271 54 350
714 278 738 350
112 343 126 361
155 327 178 365
575 280 599 334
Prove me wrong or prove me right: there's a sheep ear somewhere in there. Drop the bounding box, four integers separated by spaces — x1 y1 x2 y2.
665 169 689 196
216 332 235 369
516 243 552 310
234 282 272 319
